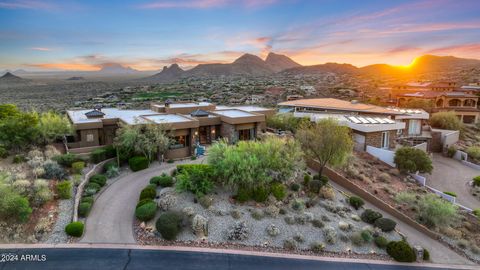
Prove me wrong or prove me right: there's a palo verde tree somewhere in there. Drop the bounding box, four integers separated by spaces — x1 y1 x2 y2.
37 111 73 144
394 147 433 174
296 118 353 176
0 104 39 151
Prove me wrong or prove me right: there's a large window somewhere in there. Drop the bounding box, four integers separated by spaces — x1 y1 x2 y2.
170 135 189 149
238 129 254 141
408 119 421 135
381 131 389 149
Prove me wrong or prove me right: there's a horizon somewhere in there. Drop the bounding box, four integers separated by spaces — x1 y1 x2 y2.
1 0 480 71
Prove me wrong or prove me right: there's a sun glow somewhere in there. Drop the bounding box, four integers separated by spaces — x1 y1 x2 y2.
397 57 417 69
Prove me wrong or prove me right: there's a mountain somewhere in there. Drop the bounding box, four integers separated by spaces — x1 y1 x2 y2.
409 55 480 73
0 72 27 83
97 63 139 74
188 53 273 76
265 52 301 72
147 64 185 82
282 63 359 75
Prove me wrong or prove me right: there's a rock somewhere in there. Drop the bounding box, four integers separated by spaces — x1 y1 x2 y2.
182 207 195 218
230 209 242 219
140 222 146 229
413 246 424 262
159 187 175 197
337 210 347 218
266 224 280 237
227 221 249 241
338 221 351 231
192 215 209 238
158 194 176 211
264 205 280 217
350 214 361 221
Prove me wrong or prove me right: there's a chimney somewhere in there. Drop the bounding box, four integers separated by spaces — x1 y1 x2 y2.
165 99 173 108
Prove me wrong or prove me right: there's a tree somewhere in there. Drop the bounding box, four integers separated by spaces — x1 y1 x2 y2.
296 118 353 176
266 113 310 133
401 99 433 112
429 111 463 131
0 108 39 151
0 104 21 120
37 111 72 144
394 147 433 174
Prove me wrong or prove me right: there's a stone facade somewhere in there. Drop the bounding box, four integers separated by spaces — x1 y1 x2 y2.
220 122 237 143
364 130 396 149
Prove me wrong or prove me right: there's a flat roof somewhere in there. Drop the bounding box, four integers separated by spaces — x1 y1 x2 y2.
153 102 213 108
142 114 194 124
278 98 402 115
213 109 256 118
215 105 272 112
67 108 155 125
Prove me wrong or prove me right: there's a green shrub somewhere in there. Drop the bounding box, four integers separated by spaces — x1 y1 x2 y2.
71 161 85 174
103 145 117 159
136 199 153 209
56 181 72 199
0 146 7 158
139 186 157 201
155 211 183 240
349 196 364 210
361 209 383 224
103 160 118 172
467 146 480 160
53 153 80 167
252 186 269 203
361 229 373 242
350 232 365 246
90 174 107 187
386 241 416 262
443 191 457 197
135 201 157 221
308 180 323 193
473 208 480 219
291 199 305 212
167 159 174 163
430 111 463 131
65 222 84 237
78 202 92 217
374 218 397 232
0 186 32 222
85 182 101 193
303 174 311 185
374 236 389 248
270 183 286 201
190 156 197 160
128 156 149 172
423 248 430 261
81 196 94 204
43 161 68 180
13 154 26 163
235 187 252 203
290 183 301 191
473 176 480 187
105 166 119 178
394 147 433 174
90 148 107 163
150 174 174 187
446 146 457 158
175 164 214 197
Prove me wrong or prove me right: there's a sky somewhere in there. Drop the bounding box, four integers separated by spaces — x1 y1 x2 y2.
0 0 479 71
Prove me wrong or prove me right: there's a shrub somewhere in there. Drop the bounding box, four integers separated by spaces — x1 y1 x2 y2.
136 199 153 209
139 186 157 201
90 148 107 163
150 174 174 187
103 160 118 172
103 145 117 159
473 176 480 187
374 236 389 248
175 164 214 197
430 111 463 131
290 183 301 191
78 202 92 217
361 229 373 242
417 194 458 228
155 211 183 240
0 146 7 158
270 182 286 201
135 201 157 221
252 186 269 203
447 146 457 158
65 222 84 237
473 208 480 219
350 232 365 246
190 156 197 160
467 147 480 160
90 174 107 187
71 161 85 174
72 174 82 185
310 241 325 253
423 248 430 261
443 191 457 197
85 182 101 193
394 147 433 174
235 187 252 203
128 156 149 172
105 166 119 178
349 196 364 210
0 186 32 222
308 180 323 193
291 199 305 212
53 153 79 167
303 174 311 185
386 241 416 262
167 159 174 163
13 154 26 163
361 209 383 224
56 181 72 199
43 161 68 180
374 218 396 232
81 196 94 204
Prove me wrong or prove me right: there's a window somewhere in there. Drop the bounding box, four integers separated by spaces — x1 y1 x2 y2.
238 129 252 141
170 135 189 149
408 119 421 135
381 131 389 149
463 99 476 107
86 133 94 142
448 99 461 107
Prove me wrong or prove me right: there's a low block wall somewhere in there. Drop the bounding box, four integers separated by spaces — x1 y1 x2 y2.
307 159 440 240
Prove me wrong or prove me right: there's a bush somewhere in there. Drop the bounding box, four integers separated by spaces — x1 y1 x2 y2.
167 159 174 163
56 181 72 199
443 191 457 197
53 153 79 167
155 211 183 240
430 111 463 131
0 186 32 222
350 232 365 246
252 186 269 203
43 161 68 180
78 202 92 217
0 146 7 158
103 160 118 172
386 241 416 262
191 156 197 160
135 201 157 221
349 196 364 210
473 176 480 187
291 199 305 212
303 174 311 185
374 236 389 248
65 222 84 237
423 248 430 261
374 218 397 232
235 187 252 203
270 182 286 200
394 147 433 174
290 183 301 191
85 182 101 193
361 229 373 242
71 161 85 174
467 147 480 160
308 180 323 193
13 154 26 163
150 174 174 187
139 186 157 201
103 145 117 159
90 149 107 163
136 199 153 209
175 164 214 197
81 196 94 204
361 209 383 224
446 146 457 158
105 166 119 178
473 208 480 219
128 156 149 172
90 174 107 187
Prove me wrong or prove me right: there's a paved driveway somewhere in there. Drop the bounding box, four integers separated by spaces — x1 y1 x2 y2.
80 157 205 244
427 154 479 210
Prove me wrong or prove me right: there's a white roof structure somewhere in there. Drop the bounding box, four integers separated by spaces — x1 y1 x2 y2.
213 109 255 118
152 102 212 109
215 105 272 112
387 108 429 120
67 108 155 125
142 114 194 124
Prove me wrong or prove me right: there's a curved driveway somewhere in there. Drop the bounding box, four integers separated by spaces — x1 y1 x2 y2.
80 157 205 244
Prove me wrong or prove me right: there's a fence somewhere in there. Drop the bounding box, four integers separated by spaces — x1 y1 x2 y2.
365 146 395 167
453 150 480 171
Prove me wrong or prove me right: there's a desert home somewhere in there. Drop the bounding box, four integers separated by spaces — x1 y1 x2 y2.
65 101 275 159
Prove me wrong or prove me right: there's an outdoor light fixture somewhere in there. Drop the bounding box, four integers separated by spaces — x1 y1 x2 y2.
211 129 215 133
195 131 198 135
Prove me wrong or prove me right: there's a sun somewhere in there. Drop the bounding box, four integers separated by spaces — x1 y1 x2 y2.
397 57 418 69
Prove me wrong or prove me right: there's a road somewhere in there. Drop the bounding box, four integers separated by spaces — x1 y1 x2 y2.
427 154 479 210
0 247 475 270
80 157 205 244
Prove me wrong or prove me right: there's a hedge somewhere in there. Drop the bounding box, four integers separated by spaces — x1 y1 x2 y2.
90 174 107 187
472 176 480 187
361 209 383 224
386 241 416 262
150 174 174 187
136 199 154 209
78 202 92 217
129 156 149 172
53 153 80 167
135 201 157 221
81 196 94 204
56 181 72 199
155 211 182 240
65 222 84 237
139 186 157 201
71 161 85 174
374 218 397 232
90 149 107 163
349 196 365 210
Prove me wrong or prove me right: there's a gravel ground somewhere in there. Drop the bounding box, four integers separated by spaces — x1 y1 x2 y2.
45 196 74 244
140 185 402 255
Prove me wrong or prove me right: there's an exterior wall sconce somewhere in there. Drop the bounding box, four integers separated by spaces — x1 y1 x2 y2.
194 131 198 136
211 129 215 134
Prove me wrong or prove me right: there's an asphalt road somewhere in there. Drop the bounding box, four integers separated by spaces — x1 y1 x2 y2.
0 248 471 270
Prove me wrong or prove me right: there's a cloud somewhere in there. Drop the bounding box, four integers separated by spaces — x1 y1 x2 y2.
0 0 56 10
30 47 52 51
138 0 277 9
28 63 100 71
426 43 480 57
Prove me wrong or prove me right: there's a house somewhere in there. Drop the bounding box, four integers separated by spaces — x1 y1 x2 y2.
66 102 275 159
277 98 431 151
389 81 457 99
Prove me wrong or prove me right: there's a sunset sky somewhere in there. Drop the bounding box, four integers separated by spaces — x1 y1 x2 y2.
1 0 479 71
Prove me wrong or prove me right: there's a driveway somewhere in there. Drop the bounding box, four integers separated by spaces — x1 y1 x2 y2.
80 157 206 244
426 154 479 210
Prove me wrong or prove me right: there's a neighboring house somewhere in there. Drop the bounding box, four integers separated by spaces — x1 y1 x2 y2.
389 81 458 99
66 101 274 159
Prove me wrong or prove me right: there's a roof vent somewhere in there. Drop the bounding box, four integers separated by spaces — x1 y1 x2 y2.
190 109 209 117
85 105 105 118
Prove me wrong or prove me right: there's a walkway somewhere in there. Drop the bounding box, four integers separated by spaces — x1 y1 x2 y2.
427 153 479 210
80 157 206 244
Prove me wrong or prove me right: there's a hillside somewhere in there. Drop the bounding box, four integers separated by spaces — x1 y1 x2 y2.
282 63 359 75
0 72 28 84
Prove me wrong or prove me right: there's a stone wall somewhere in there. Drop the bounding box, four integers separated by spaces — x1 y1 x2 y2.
220 122 236 143
364 130 396 149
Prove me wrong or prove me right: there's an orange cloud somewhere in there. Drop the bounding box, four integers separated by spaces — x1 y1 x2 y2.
426 43 480 58
30 47 52 51
29 63 100 71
